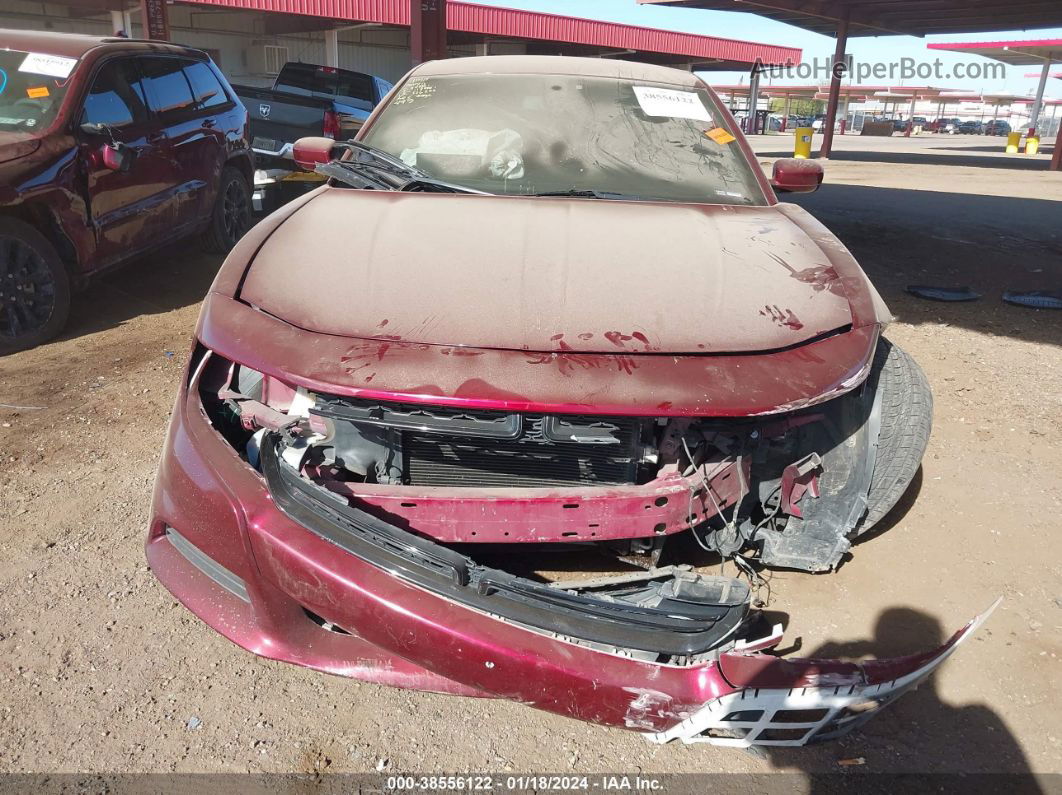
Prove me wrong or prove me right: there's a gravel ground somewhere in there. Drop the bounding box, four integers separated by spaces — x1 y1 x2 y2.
0 137 1059 786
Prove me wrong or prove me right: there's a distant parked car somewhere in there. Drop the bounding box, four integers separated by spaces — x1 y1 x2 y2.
985 120 1012 136
955 120 984 135
0 29 252 353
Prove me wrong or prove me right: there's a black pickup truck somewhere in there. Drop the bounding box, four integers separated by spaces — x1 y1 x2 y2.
233 62 393 170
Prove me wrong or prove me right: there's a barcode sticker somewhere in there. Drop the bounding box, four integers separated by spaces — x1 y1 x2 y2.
633 86 712 122
19 52 77 78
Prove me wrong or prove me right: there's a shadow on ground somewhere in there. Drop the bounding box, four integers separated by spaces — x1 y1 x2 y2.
58 247 225 344
764 607 1042 790
757 147 1054 170
785 184 1062 347
930 143 1057 156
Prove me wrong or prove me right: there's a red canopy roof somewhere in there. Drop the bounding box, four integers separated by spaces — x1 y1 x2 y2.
179 0 800 67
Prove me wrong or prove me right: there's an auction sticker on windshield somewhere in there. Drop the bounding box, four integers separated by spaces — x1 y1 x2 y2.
705 127 736 145
18 52 77 79
633 86 712 122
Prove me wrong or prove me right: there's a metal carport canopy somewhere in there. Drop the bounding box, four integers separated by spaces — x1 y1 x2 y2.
638 0 1062 164
636 0 1062 37
927 38 1062 65
928 39 1061 143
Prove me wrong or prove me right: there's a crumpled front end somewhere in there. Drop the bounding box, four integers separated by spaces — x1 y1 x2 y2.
147 328 995 746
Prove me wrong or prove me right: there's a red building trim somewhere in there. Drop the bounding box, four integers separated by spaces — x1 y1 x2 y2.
180 0 800 65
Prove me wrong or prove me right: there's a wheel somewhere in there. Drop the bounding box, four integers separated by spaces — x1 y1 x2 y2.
0 218 71 355
854 337 933 535
205 166 251 254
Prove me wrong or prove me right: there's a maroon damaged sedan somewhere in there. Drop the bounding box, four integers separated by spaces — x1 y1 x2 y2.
0 30 252 353
149 57 995 747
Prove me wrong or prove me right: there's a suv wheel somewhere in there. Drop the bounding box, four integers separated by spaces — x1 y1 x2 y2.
206 166 251 254
0 218 71 355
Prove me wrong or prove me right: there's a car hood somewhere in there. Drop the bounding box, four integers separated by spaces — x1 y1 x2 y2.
239 189 854 354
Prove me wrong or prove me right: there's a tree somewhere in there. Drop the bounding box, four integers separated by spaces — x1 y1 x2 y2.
769 97 824 117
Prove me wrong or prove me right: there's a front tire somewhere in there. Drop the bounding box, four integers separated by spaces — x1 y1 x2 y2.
205 166 251 254
0 218 71 355
854 338 933 535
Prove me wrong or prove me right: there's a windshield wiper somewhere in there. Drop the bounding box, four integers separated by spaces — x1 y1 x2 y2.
531 189 643 200
318 141 488 195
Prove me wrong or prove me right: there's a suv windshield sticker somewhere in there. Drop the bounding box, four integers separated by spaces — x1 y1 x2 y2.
633 86 712 122
705 127 736 145
18 52 77 79
26 85 50 99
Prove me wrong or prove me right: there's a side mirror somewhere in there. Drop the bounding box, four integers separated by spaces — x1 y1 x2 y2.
770 158 823 194
293 137 337 171
80 121 109 137
101 141 136 173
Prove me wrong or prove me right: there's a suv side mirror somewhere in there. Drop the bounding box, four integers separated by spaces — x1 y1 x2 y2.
293 137 337 171
770 158 824 194
102 141 136 173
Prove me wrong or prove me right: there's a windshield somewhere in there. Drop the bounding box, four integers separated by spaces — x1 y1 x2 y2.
0 49 78 132
361 73 765 205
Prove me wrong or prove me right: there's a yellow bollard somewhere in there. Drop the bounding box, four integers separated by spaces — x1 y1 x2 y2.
793 127 813 159
1005 131 1021 153
1026 136 1040 155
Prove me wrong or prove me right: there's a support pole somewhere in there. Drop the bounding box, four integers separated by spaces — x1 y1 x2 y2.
1052 120 1062 171
819 9 850 158
324 29 339 67
411 0 447 66
904 94 916 136
747 69 761 134
1029 59 1052 135
781 94 791 132
109 9 125 35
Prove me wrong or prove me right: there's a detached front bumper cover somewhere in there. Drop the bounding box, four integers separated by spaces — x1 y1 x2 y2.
654 599 1000 746
259 432 998 747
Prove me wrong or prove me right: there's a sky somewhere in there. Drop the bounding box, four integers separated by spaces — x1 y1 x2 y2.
471 0 1062 97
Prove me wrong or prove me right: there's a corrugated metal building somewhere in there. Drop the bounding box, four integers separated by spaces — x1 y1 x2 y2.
0 0 800 85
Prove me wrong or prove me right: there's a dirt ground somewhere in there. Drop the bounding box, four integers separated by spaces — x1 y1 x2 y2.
1 134 1060 786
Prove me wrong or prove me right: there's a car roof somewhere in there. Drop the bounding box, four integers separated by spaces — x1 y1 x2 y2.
0 28 205 60
411 55 702 89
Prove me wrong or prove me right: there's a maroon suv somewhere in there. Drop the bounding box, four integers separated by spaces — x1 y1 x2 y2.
0 30 252 353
